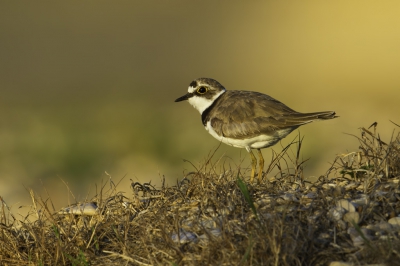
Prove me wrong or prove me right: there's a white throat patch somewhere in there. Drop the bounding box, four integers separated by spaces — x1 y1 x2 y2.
187 89 225 114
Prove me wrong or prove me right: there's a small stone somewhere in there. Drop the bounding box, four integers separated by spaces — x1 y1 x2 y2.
337 199 356 212
377 222 393 232
351 194 369 207
171 229 197 244
337 220 347 230
344 182 358 191
198 229 222 242
308 210 323 223
274 204 296 213
355 184 364 191
388 217 400 227
379 235 390 240
59 202 98 216
281 193 298 202
365 224 380 235
322 183 336 190
200 218 217 229
351 235 365 247
318 232 330 239
347 227 375 246
390 178 400 184
255 196 273 206
343 212 360 224
209 228 222 237
302 192 317 199
329 262 353 266
315 232 331 245
328 206 346 221
333 186 344 197
375 190 388 197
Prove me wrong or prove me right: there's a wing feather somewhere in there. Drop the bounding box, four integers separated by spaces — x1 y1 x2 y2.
207 91 336 139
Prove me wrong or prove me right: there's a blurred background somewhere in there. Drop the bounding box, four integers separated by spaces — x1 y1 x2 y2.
1 1 399 212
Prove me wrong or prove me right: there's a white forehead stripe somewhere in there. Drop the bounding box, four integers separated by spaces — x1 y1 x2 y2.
188 86 196 93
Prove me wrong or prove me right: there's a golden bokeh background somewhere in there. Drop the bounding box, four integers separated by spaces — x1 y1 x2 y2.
1 1 399 210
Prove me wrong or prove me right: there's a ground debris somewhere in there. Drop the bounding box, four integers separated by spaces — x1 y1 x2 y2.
1 124 400 265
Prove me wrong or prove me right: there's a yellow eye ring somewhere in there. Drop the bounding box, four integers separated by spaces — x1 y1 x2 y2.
197 86 208 94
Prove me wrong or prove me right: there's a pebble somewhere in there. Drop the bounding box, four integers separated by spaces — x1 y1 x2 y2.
350 194 369 207
329 262 353 266
171 229 198 244
328 206 346 221
343 212 360 224
388 217 400 227
59 202 98 216
347 227 375 246
337 199 356 212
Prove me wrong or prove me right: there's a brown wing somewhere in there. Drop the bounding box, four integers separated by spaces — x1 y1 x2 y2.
207 90 336 139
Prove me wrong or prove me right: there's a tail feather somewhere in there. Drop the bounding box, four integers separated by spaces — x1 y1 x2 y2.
285 111 338 123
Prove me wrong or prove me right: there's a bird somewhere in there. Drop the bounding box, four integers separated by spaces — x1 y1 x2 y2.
175 78 337 183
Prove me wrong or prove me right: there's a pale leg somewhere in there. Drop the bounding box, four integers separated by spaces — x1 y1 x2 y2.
249 150 257 183
257 149 264 183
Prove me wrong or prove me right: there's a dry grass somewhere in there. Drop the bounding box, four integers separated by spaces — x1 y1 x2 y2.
1 123 400 266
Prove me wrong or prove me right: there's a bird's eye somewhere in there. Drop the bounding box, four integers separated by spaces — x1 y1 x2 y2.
197 86 208 94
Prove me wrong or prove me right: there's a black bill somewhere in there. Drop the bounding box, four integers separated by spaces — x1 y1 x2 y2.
175 93 193 102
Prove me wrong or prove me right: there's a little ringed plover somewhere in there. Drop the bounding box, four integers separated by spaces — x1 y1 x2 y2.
175 78 337 183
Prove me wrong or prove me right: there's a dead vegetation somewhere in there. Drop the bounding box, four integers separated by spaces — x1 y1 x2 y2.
1 123 400 266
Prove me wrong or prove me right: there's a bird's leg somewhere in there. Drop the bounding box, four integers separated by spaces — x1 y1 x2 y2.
257 149 264 183
249 150 257 183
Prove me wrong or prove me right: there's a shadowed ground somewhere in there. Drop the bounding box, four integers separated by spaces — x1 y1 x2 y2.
1 124 400 265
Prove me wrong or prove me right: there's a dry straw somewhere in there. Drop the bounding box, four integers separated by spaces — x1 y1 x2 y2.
1 123 400 265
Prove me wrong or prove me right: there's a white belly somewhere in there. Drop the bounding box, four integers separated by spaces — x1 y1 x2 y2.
205 121 292 152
